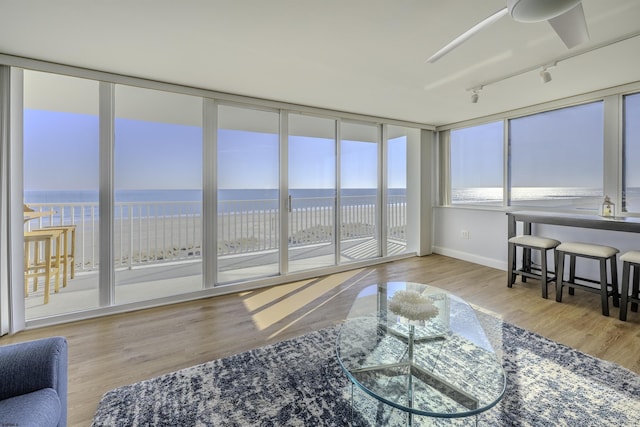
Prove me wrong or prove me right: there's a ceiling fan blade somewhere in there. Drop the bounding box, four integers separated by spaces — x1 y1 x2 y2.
548 2 589 48
426 7 508 63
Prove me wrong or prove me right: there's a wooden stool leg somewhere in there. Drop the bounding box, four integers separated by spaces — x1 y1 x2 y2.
599 258 609 317
553 248 559 284
522 247 530 283
540 249 548 299
24 241 30 297
60 228 68 287
507 242 516 287
70 227 76 279
620 261 630 321
556 251 565 303
568 255 576 295
33 241 40 292
632 265 639 312
611 256 619 308
43 237 52 305
53 232 62 294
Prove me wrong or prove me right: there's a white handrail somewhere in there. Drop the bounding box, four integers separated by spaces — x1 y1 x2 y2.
24 196 406 271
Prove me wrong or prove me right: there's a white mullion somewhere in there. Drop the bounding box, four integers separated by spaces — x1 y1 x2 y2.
335 120 341 265
380 124 387 258
98 82 115 306
438 130 451 206
603 95 622 210
504 119 510 207
279 111 289 275
3 66 26 333
203 98 217 287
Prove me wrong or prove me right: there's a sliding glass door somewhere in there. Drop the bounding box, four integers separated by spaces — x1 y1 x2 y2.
339 121 380 262
288 114 337 272
217 104 280 283
23 70 100 319
114 85 203 303
18 69 420 326
386 125 417 256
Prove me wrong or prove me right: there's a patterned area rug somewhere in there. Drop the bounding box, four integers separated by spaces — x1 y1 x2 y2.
92 315 640 426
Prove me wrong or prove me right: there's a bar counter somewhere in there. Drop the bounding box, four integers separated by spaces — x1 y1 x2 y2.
507 211 640 238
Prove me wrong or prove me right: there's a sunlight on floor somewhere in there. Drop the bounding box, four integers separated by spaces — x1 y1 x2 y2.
240 279 316 312
242 269 367 334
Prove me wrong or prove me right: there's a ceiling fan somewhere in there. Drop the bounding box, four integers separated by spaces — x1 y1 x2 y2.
426 0 590 63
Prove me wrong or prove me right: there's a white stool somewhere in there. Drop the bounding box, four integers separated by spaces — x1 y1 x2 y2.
508 235 560 299
619 251 640 321
555 242 620 317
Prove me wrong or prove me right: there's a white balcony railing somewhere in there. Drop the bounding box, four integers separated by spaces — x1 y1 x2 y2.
24 195 407 271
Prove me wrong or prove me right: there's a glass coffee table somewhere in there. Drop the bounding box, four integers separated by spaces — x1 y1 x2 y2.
336 282 506 425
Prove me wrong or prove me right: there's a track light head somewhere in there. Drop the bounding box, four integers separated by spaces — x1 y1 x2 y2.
540 61 557 83
469 86 482 103
540 69 552 83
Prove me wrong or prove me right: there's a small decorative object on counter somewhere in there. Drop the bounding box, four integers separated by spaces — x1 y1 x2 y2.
600 195 615 217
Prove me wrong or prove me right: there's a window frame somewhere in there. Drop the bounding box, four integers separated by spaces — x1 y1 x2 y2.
448 120 505 207
622 92 640 213
442 93 635 214
508 100 605 210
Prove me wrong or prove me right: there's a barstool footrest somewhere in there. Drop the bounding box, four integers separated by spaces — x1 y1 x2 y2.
559 280 618 297
514 268 556 284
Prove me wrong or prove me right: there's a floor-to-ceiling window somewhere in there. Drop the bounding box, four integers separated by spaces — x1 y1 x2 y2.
340 121 380 262
23 70 100 319
14 65 425 327
217 104 280 282
114 85 203 303
287 113 337 272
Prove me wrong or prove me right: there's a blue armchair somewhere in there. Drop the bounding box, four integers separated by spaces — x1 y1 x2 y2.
0 336 68 427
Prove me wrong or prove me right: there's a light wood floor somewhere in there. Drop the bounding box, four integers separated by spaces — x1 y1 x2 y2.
2 254 639 427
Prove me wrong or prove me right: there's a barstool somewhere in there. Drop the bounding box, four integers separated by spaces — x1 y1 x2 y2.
555 242 620 316
43 225 76 287
23 229 63 304
508 235 560 299
619 251 640 321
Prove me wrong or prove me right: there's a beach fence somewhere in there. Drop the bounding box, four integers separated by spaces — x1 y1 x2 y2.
24 195 406 271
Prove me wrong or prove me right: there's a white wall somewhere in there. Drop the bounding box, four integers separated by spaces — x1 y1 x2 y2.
433 207 507 270
433 206 640 281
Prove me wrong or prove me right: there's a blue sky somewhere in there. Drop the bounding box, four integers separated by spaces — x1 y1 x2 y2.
451 101 606 189
450 120 503 188
24 110 406 192
626 93 640 185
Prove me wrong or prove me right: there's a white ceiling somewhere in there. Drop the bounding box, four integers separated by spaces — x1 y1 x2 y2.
1 0 639 126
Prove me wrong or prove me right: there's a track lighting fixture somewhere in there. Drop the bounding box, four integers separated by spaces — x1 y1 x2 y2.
458 31 640 103
540 69 552 83
540 62 556 83
470 86 482 103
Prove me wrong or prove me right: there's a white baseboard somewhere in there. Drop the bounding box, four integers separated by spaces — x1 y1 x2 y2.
432 246 507 271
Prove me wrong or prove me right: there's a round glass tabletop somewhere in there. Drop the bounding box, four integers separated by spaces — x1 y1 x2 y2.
336 282 506 419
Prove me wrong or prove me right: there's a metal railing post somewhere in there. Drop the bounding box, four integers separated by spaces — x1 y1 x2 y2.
128 205 133 269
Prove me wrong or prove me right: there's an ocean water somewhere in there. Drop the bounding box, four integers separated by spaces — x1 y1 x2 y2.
451 187 604 204
26 187 635 208
452 186 640 213
26 187 638 207
24 189 407 223
24 188 407 204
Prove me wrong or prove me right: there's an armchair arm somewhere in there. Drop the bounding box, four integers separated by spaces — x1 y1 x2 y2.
0 336 68 425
